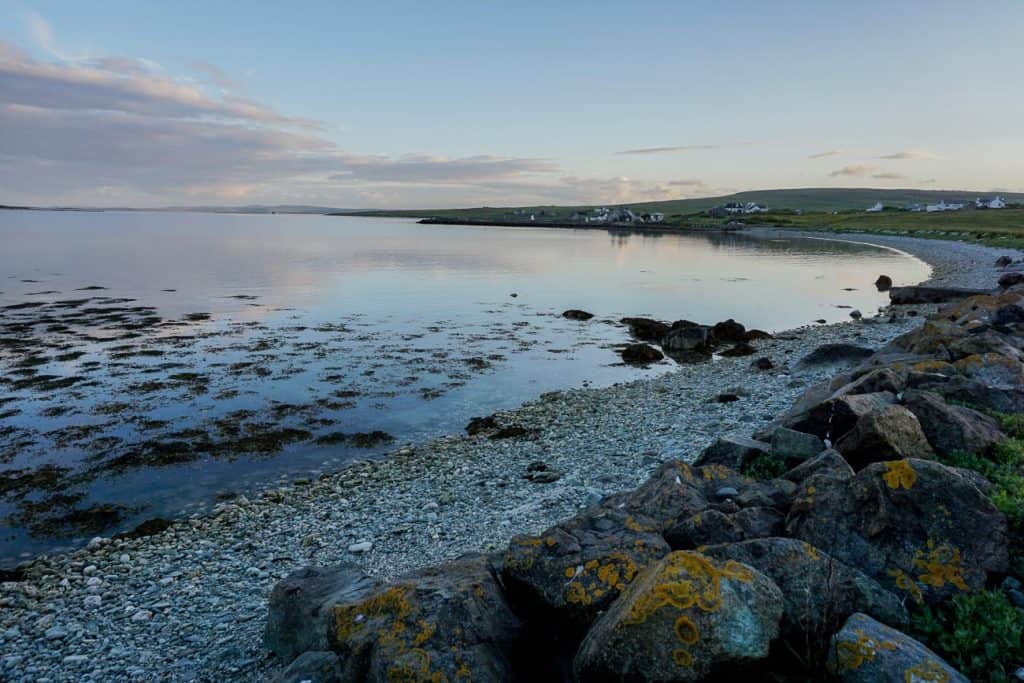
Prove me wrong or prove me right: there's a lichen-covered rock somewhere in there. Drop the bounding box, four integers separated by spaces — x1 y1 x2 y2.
908 372 1024 414
953 352 1024 388
783 449 854 483
827 613 968 683
573 551 783 682
902 389 1006 457
329 554 522 682
798 391 897 441
501 507 669 630
834 405 934 470
600 462 739 529
272 651 342 683
787 459 1008 605
693 435 771 470
770 427 826 463
265 565 382 661
701 538 907 654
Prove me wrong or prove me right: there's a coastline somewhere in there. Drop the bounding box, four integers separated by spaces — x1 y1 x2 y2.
0 233 1017 682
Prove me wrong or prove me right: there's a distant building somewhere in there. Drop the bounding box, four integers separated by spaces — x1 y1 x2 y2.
926 200 965 212
640 212 664 223
906 203 924 212
722 202 767 215
866 202 884 213
976 195 1007 209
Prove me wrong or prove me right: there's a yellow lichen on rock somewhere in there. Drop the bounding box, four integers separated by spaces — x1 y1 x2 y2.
835 629 898 671
564 551 640 606
912 541 969 592
887 568 924 604
882 460 917 490
904 658 950 683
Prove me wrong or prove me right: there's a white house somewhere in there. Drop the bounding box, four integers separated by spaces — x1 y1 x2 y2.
926 200 965 213
866 202 884 213
723 202 768 215
640 212 664 223
976 196 1007 209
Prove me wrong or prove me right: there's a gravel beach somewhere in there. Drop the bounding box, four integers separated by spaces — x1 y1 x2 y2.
0 233 1017 683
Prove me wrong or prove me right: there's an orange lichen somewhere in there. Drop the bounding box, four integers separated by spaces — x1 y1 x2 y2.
835 629 898 671
904 659 950 683
802 542 821 561
913 541 969 592
623 551 753 668
888 568 924 604
882 460 917 490
564 551 641 606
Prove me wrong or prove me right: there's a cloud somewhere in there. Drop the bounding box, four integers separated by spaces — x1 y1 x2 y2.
828 164 877 177
808 149 844 159
616 144 720 155
667 179 705 187
191 60 242 91
26 12 64 59
329 154 557 184
871 172 907 180
878 150 941 160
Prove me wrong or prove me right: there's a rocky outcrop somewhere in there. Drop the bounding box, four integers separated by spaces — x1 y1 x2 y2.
902 389 1006 457
712 319 747 343
889 285 988 304
661 324 715 356
693 435 771 470
573 551 783 681
798 343 875 368
827 613 968 682
787 459 1008 604
620 317 670 341
833 405 935 470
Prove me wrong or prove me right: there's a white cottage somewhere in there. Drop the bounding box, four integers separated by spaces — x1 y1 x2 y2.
976 196 1007 209
866 202 884 213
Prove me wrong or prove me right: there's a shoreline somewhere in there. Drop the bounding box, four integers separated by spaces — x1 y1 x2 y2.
0 233 1017 682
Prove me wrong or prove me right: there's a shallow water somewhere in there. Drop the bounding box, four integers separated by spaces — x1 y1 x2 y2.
0 211 929 565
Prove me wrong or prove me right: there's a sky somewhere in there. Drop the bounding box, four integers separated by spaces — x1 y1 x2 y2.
1 0 1022 209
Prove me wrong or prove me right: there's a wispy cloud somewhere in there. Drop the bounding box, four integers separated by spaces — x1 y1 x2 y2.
667 178 705 187
808 149 844 159
871 171 907 180
828 164 877 177
878 149 941 160
616 144 720 156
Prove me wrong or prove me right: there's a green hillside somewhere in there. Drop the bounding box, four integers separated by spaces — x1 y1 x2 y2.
342 188 1024 220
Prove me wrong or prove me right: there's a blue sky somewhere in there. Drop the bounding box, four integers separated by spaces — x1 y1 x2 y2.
1 1 1021 207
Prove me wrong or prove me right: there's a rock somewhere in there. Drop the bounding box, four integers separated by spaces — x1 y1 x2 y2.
799 343 875 368
715 486 740 499
719 342 756 357
849 310 862 320
994 303 1024 325
751 356 774 371
999 272 1024 289
272 650 342 683
661 324 715 355
620 317 670 342
131 609 152 622
523 461 562 483
702 538 908 654
44 626 68 640
889 286 989 304
745 329 773 341
787 458 1008 604
562 309 594 321
573 551 783 681
488 425 531 439
693 435 771 470
265 565 382 661
502 508 669 631
996 255 1014 268
621 343 664 364
834 405 935 470
712 319 747 343
783 449 854 484
827 613 968 682
909 373 1024 414
875 275 893 291
902 389 1005 458
347 541 373 554
770 427 826 464
328 555 522 681
113 517 172 540
465 414 498 436
715 392 741 403
798 391 898 441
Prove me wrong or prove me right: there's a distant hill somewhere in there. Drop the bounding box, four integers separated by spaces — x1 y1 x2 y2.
347 188 1024 220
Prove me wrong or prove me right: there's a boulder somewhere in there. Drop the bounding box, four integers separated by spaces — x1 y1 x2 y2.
834 405 934 470
787 459 1008 604
502 507 669 631
702 538 908 653
902 389 1006 457
994 303 1024 325
664 478 797 550
799 343 875 368
798 391 897 441
562 309 594 320
745 329 773 341
783 449 854 484
662 324 715 354
770 427 826 464
328 555 522 681
874 275 893 292
573 551 783 682
465 414 498 436
953 352 1024 388
908 372 1024 414
751 356 774 371
272 651 342 683
712 319 747 343
827 613 968 683
996 255 1014 268
999 272 1024 289
832 367 906 398
620 317 670 342
718 342 756 357
693 435 771 470
889 286 988 304
621 343 664 364
265 565 382 662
